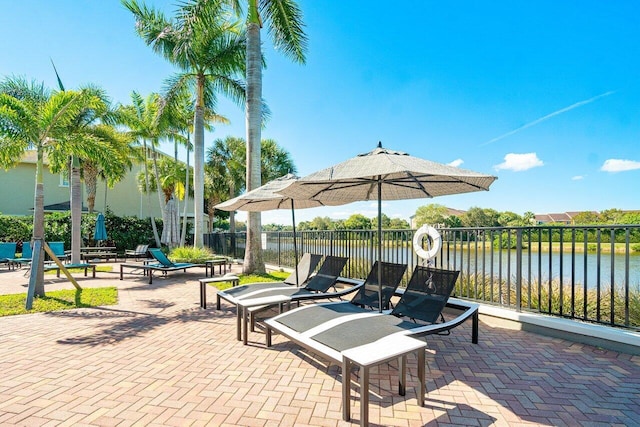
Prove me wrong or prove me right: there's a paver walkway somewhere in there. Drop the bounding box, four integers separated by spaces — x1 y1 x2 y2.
0 264 639 426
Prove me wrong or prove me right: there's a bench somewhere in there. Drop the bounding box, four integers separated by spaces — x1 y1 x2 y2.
44 263 96 278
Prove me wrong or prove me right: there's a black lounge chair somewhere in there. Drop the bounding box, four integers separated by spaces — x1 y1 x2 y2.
262 261 409 340
264 266 479 424
230 256 354 344
119 248 203 284
215 252 323 308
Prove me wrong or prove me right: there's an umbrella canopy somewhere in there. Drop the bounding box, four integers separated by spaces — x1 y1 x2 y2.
94 212 108 242
215 173 343 212
161 198 180 248
215 173 346 285
279 142 497 309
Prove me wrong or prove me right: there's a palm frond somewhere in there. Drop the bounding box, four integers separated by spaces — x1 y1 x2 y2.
260 0 307 63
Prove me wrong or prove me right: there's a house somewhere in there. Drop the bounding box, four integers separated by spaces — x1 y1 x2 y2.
534 211 599 225
0 150 196 220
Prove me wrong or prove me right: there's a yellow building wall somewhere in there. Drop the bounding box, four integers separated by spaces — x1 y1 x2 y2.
0 160 196 219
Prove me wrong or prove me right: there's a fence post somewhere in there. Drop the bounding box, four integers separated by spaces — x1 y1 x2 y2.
516 228 522 312
277 232 281 267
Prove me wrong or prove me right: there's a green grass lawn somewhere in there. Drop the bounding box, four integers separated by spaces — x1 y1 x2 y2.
0 287 118 317
210 271 290 291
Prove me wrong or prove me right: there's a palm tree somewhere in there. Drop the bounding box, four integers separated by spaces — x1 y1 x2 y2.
0 76 114 297
164 88 229 246
206 136 296 233
207 136 246 233
119 91 177 247
123 0 246 248
233 0 307 274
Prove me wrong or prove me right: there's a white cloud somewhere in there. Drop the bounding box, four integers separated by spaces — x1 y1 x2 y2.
494 153 543 172
572 175 585 180
600 159 640 172
448 158 464 167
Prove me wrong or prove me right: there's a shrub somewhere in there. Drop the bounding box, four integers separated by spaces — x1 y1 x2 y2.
169 246 216 263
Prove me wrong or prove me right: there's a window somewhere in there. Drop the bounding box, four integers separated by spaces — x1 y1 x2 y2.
59 171 69 187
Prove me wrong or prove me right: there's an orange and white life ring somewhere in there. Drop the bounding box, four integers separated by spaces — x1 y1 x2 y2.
413 225 442 260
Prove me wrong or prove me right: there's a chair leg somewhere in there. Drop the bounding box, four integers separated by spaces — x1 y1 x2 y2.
418 349 425 406
342 358 352 421
398 355 406 396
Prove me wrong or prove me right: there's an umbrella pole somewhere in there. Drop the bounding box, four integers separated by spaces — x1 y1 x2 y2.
377 177 383 312
291 200 300 287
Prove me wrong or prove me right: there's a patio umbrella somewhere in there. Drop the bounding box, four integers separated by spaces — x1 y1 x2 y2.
161 198 180 248
94 212 108 244
215 173 345 285
279 142 497 309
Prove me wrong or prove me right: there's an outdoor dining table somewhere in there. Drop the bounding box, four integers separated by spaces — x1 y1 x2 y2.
205 258 231 277
80 247 118 262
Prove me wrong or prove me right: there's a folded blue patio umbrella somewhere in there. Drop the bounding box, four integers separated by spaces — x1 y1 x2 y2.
94 213 108 242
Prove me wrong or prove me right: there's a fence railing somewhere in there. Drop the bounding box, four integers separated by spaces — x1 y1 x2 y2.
204 225 640 330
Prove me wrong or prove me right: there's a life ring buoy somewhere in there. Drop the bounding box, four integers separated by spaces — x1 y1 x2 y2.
413 225 442 260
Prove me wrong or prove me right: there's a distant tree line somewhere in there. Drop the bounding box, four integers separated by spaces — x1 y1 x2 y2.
260 214 410 232
414 204 640 228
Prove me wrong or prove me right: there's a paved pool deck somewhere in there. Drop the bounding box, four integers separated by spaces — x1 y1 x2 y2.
0 263 638 426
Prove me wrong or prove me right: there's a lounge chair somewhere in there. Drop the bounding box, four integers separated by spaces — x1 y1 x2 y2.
264 266 479 423
124 244 149 260
48 241 70 262
8 242 32 270
235 260 406 345
0 242 17 269
228 255 350 343
119 248 203 284
215 252 323 308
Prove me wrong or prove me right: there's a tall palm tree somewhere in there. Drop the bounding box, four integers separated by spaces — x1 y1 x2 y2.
233 0 307 274
0 76 114 297
119 91 175 247
123 0 246 248
164 88 229 246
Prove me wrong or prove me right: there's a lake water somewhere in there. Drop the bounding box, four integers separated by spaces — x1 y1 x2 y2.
287 240 640 289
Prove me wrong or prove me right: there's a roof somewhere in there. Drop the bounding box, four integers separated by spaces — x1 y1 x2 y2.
37 201 88 212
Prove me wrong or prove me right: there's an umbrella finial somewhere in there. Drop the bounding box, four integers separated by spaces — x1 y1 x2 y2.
377 141 382 148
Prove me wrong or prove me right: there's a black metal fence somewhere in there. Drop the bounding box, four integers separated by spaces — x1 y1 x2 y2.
205 224 640 330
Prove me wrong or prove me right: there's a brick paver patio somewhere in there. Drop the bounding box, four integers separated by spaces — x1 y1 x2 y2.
0 264 638 426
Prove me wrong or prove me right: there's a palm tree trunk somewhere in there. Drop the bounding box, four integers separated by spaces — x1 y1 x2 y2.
70 156 82 264
84 162 98 213
180 139 190 246
193 75 205 247
143 141 161 247
31 148 46 296
243 16 265 274
151 142 170 246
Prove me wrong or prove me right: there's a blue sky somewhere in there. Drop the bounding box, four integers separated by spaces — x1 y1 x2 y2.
1 1 639 226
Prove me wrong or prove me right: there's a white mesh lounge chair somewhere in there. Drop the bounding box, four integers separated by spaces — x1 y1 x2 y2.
228 255 357 344
237 260 408 344
215 252 323 309
124 244 149 260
